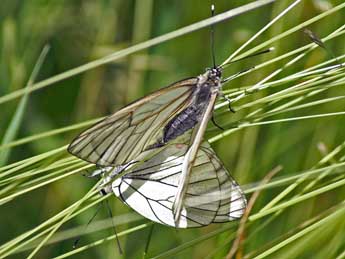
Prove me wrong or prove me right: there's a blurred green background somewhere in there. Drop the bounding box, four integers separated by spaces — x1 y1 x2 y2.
0 0 344 258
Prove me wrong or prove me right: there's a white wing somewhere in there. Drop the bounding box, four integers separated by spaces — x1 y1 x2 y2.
110 141 246 228
68 78 197 166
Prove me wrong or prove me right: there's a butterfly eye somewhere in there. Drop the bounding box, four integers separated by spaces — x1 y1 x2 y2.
215 68 222 77
210 68 221 78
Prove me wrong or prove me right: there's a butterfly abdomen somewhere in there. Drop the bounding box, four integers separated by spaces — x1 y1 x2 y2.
162 85 213 143
163 106 200 142
147 106 201 149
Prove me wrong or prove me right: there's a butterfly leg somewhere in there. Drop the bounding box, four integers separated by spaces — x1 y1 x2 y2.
220 92 236 113
211 114 224 130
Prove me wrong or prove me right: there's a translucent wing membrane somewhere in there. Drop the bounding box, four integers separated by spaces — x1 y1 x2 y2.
105 141 246 228
68 78 197 166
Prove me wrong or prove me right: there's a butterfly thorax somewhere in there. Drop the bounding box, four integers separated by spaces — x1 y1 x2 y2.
150 68 222 148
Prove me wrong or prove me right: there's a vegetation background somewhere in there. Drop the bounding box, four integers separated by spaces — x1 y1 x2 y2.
0 0 344 258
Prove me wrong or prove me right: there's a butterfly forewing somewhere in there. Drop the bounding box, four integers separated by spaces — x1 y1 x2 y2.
109 141 246 228
68 78 198 166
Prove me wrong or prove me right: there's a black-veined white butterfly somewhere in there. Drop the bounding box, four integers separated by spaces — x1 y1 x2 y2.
67 66 246 224
68 2 251 224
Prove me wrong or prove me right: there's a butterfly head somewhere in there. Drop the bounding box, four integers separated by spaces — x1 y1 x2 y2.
207 67 222 78
202 67 222 87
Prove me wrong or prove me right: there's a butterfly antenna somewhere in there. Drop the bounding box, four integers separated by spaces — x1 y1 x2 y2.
210 4 216 68
221 66 256 84
104 199 123 255
73 202 103 248
211 115 224 130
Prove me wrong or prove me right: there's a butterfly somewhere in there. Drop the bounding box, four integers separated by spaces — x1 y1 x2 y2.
94 135 246 228
67 65 247 223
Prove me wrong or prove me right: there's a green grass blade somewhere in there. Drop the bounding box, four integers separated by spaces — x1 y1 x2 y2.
0 46 50 166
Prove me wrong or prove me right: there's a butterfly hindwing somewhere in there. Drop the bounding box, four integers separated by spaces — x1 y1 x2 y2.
109 141 246 228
